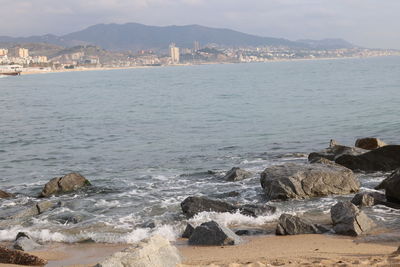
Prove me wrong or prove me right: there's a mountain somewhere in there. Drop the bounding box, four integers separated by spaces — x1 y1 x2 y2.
0 23 355 52
296 38 355 49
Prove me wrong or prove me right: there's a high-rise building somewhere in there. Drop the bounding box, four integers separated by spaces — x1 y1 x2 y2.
10 48 29 58
0 49 8 56
169 43 180 64
193 41 200 52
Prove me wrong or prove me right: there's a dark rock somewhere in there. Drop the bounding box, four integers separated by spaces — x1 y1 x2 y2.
188 221 242 246
275 214 319 235
13 232 41 251
310 158 337 166
214 191 240 198
335 145 400 172
308 142 367 163
0 246 47 265
224 167 252 181
331 201 375 236
50 211 85 224
260 163 359 200
351 192 386 207
234 229 267 236
180 196 276 218
40 172 91 197
0 190 14 199
375 168 400 203
182 224 195 238
355 137 387 150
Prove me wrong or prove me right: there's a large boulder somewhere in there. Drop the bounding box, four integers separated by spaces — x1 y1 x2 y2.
13 232 41 251
308 141 367 163
331 201 375 236
188 221 242 246
276 214 324 235
335 145 400 172
224 167 252 181
375 168 400 203
0 190 14 198
0 246 47 265
40 173 91 197
355 137 387 150
95 235 181 267
180 196 276 218
351 192 386 207
260 163 360 200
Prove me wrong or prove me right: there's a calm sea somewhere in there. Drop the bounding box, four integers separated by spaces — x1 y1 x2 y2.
1 56 400 243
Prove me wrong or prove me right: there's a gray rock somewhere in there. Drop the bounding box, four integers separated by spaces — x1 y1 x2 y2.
188 221 242 246
0 190 14 199
355 137 387 150
351 192 386 207
331 201 375 236
308 142 367 163
13 232 41 251
180 196 276 218
0 246 47 265
224 167 252 181
95 235 181 267
13 201 58 219
40 172 91 197
375 168 400 203
260 163 360 200
234 229 267 236
275 214 320 235
182 224 195 238
335 145 400 172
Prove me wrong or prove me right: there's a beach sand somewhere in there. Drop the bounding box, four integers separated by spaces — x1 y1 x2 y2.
1 234 399 266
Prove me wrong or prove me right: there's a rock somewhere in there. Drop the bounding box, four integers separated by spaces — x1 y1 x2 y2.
181 196 276 218
351 192 386 207
224 167 252 181
95 235 181 267
0 246 47 265
260 163 360 200
13 201 58 219
214 191 240 198
234 229 267 236
40 172 91 197
182 224 195 238
355 137 387 150
308 142 367 163
331 201 375 236
275 214 320 235
375 168 400 203
188 221 242 246
13 232 41 251
335 145 400 172
0 190 14 198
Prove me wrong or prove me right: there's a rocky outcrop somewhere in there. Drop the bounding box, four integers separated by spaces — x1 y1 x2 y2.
188 221 242 246
275 214 320 235
182 224 195 238
0 246 47 266
260 163 359 200
308 141 367 163
375 168 400 203
12 201 58 220
331 201 374 236
223 167 252 181
181 196 276 218
355 137 387 150
335 145 400 172
95 235 181 267
40 173 91 197
351 192 386 207
0 190 14 198
13 232 41 251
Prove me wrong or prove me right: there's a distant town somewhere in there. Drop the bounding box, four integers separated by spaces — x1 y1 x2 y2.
0 41 399 75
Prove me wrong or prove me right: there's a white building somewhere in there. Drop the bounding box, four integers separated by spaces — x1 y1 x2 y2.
169 43 180 64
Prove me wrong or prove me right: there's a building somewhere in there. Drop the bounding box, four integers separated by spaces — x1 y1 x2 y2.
32 56 48 63
193 41 200 52
169 43 180 64
9 47 29 58
0 49 8 56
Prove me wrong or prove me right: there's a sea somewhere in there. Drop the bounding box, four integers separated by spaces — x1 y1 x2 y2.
1 56 400 244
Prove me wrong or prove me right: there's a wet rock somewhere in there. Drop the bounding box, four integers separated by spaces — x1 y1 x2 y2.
214 191 240 198
40 172 91 197
275 214 320 235
0 246 47 265
331 201 375 236
260 163 359 200
95 235 181 267
50 211 85 224
13 232 41 251
180 196 276 218
351 192 386 207
224 167 252 181
182 224 195 238
13 201 58 219
308 141 367 162
355 137 387 150
310 157 337 166
188 221 242 246
0 190 14 199
335 145 400 172
234 229 267 236
375 168 400 203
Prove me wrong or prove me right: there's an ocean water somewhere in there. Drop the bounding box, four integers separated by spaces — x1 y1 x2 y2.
1 56 400 243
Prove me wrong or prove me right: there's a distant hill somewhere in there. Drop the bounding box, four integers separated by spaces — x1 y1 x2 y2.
0 23 356 52
296 38 355 49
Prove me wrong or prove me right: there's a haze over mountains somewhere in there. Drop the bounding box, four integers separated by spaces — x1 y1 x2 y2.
0 23 355 51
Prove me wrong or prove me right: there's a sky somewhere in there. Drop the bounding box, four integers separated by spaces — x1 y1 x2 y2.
0 0 399 49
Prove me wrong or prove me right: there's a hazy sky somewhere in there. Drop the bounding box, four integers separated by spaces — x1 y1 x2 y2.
0 0 399 49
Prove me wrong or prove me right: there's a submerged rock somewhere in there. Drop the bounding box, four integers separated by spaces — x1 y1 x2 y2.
95 235 181 267
40 172 91 197
12 201 58 220
375 168 400 203
331 201 374 236
335 145 400 172
182 224 195 238
355 137 387 150
223 167 252 181
275 214 320 235
180 196 275 218
0 190 14 199
308 141 367 163
351 192 386 207
260 163 359 200
13 232 41 251
188 221 242 246
0 246 47 265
